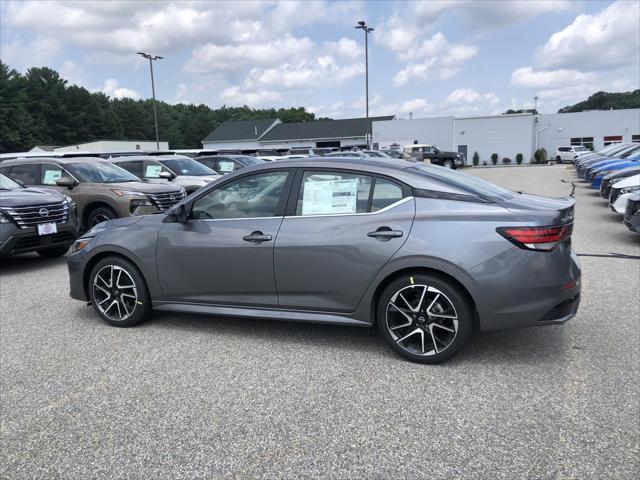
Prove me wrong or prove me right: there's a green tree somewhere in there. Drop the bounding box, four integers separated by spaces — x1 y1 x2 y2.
558 90 640 113
472 151 479 166
491 153 498 165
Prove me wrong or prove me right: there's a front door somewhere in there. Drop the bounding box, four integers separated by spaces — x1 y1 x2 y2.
156 169 292 306
274 170 415 312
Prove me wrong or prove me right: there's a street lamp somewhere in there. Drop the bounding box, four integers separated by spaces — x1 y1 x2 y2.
534 95 539 113
137 52 163 150
355 20 374 149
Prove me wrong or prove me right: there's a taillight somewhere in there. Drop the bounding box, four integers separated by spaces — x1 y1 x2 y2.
497 224 573 251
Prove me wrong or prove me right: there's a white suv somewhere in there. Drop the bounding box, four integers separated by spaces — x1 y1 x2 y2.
554 146 589 164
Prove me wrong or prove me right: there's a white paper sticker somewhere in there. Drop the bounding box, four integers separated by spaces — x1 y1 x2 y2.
145 165 163 178
42 169 62 185
218 161 235 173
302 178 358 215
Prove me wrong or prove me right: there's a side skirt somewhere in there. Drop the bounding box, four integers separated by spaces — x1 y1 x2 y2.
153 301 371 327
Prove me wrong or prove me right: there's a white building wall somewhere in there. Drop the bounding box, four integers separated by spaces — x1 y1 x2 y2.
535 109 640 154
455 114 535 163
372 117 454 151
54 140 169 153
201 140 260 150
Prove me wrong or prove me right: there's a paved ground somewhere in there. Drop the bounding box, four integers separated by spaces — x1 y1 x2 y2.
1 165 638 479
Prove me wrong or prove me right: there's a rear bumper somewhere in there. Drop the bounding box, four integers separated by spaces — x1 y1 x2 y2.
470 246 581 331
0 224 78 257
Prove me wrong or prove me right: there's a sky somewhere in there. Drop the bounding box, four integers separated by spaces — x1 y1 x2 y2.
1 0 639 119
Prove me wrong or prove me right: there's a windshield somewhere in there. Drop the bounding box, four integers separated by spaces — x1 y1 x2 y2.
159 157 215 176
0 172 23 190
410 164 515 201
619 145 640 158
574 146 588 151
66 162 140 183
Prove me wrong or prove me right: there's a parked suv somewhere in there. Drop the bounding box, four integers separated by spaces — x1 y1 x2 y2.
0 172 78 257
402 144 463 169
151 155 220 194
554 146 589 163
0 158 186 230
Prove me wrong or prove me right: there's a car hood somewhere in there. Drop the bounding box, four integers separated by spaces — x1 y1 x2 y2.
594 161 639 173
0 186 65 208
108 181 182 193
603 166 640 180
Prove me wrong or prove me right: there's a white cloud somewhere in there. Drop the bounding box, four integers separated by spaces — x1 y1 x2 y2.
511 67 597 89
324 37 363 60
220 86 282 106
59 60 84 85
375 98 434 117
538 0 640 71
1 36 60 71
184 36 314 73
440 88 500 115
99 79 140 100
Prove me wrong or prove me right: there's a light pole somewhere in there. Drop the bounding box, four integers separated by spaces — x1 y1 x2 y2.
534 95 539 113
355 20 374 149
137 52 163 150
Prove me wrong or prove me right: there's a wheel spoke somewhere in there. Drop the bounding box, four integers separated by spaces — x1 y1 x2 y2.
389 301 413 327
428 325 440 354
120 295 133 316
93 283 110 297
414 286 427 312
104 299 118 315
93 265 138 322
396 328 422 344
96 295 111 307
432 323 455 333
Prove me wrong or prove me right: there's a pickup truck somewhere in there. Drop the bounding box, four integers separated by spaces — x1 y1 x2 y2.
402 144 464 169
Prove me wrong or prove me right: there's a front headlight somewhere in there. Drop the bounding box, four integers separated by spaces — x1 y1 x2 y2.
620 185 640 194
64 195 73 204
111 189 147 197
72 236 93 253
0 211 10 224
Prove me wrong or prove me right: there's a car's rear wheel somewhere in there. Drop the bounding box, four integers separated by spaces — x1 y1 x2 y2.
88 256 151 327
377 273 473 363
37 245 70 258
443 159 454 169
556 156 562 163
87 206 116 229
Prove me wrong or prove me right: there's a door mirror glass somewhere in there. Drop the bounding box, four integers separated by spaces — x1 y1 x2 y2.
191 171 289 220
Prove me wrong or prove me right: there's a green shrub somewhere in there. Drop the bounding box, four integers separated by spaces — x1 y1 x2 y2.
491 153 498 165
472 151 479 166
502 157 511 164
533 148 548 163
516 153 523 165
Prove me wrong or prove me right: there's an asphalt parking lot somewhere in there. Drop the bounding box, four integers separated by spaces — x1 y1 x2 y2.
1 165 638 479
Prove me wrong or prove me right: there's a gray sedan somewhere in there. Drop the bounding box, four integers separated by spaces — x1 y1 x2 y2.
67 158 581 363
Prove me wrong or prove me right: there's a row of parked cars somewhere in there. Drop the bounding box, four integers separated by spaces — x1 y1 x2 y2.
0 148 427 259
573 142 640 233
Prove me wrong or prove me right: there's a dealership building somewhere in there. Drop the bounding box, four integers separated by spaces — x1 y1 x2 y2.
202 109 639 163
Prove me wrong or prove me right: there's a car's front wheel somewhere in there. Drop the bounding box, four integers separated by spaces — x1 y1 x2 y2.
377 273 473 363
442 159 454 169
556 156 562 164
88 256 151 327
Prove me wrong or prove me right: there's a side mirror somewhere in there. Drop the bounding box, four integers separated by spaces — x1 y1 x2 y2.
164 203 189 224
159 171 173 180
56 176 78 190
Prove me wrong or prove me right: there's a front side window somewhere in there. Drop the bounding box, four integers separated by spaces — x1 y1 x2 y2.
143 161 172 178
296 171 372 216
191 171 289 220
40 164 65 185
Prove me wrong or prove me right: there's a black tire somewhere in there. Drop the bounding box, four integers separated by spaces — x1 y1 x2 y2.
87 206 117 229
88 256 151 327
442 159 454 169
377 273 473 364
37 244 70 258
555 156 562 164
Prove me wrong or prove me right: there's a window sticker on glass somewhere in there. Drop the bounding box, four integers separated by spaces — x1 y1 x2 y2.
145 165 163 178
219 161 235 172
302 178 358 215
43 169 62 185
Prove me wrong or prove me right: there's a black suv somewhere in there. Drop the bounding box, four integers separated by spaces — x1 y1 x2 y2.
0 173 78 257
402 144 464 169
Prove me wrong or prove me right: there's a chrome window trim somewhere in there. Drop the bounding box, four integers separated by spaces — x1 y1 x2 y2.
285 196 413 219
187 216 283 223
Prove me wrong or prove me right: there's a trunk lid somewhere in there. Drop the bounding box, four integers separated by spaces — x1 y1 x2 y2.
501 193 575 225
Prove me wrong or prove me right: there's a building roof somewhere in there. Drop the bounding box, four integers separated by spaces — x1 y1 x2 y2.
260 116 395 142
202 118 279 143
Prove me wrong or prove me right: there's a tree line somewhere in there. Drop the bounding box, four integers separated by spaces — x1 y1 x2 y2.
0 61 322 153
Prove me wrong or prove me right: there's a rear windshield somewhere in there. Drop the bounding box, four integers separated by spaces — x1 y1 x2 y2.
409 164 515 201
67 162 140 183
159 158 215 176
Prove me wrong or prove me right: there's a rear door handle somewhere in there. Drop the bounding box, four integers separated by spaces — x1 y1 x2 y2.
242 231 273 243
367 228 403 240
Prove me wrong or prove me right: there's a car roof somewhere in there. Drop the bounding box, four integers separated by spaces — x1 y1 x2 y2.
108 155 160 162
0 156 110 165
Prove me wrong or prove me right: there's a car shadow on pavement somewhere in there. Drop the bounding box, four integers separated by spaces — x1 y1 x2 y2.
115 309 572 366
0 253 67 276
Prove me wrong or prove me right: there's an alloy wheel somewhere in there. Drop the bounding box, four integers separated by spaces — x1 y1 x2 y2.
443 160 453 169
92 265 138 322
385 284 458 356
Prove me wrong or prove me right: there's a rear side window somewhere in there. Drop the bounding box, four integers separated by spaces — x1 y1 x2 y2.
296 171 372 216
371 178 404 212
9 164 39 185
559 147 570 152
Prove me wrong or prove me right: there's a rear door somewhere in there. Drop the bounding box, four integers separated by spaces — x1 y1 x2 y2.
274 169 415 312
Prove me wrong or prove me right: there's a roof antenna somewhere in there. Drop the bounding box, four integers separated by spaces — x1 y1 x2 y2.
560 179 576 197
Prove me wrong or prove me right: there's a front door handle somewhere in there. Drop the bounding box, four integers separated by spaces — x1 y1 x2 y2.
367 227 403 240
243 231 272 243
